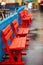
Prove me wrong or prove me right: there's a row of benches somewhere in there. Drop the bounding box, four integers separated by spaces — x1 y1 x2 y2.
0 9 33 65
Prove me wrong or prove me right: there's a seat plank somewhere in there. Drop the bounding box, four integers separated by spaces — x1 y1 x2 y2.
23 28 29 34
10 38 19 48
17 28 23 34
9 37 26 50
18 28 29 34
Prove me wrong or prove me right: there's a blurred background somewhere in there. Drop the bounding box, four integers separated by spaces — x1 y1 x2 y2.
0 0 43 20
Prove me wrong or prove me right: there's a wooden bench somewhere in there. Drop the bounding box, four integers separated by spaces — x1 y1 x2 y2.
19 9 33 27
11 20 29 37
23 9 34 18
2 25 27 65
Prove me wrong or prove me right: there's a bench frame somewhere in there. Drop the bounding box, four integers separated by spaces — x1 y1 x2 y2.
1 25 27 65
19 9 33 27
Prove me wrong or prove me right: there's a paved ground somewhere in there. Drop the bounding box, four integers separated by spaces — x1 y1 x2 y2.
22 11 43 65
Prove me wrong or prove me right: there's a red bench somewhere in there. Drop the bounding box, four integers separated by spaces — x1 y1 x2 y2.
19 9 33 27
23 9 33 18
1 25 27 65
12 20 30 38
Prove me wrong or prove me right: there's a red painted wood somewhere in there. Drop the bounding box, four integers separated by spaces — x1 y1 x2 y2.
12 20 29 37
19 9 33 27
2 25 27 64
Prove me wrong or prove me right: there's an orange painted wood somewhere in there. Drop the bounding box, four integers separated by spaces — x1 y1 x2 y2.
4 29 13 40
2 25 27 64
18 28 29 34
9 37 26 50
12 20 29 36
2 25 11 35
22 17 31 20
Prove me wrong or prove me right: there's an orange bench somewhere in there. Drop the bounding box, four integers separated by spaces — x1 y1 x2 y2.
12 20 30 38
23 9 33 18
19 9 33 27
2 25 27 65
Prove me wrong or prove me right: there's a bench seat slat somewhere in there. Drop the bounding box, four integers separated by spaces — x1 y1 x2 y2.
18 28 29 34
9 37 26 50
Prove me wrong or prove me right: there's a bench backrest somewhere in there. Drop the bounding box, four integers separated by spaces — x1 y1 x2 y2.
12 20 18 29
19 10 25 20
2 25 15 61
19 9 28 20
23 9 28 15
12 20 19 36
2 25 13 44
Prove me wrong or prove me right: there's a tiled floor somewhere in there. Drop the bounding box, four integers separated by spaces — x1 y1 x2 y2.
23 11 43 65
